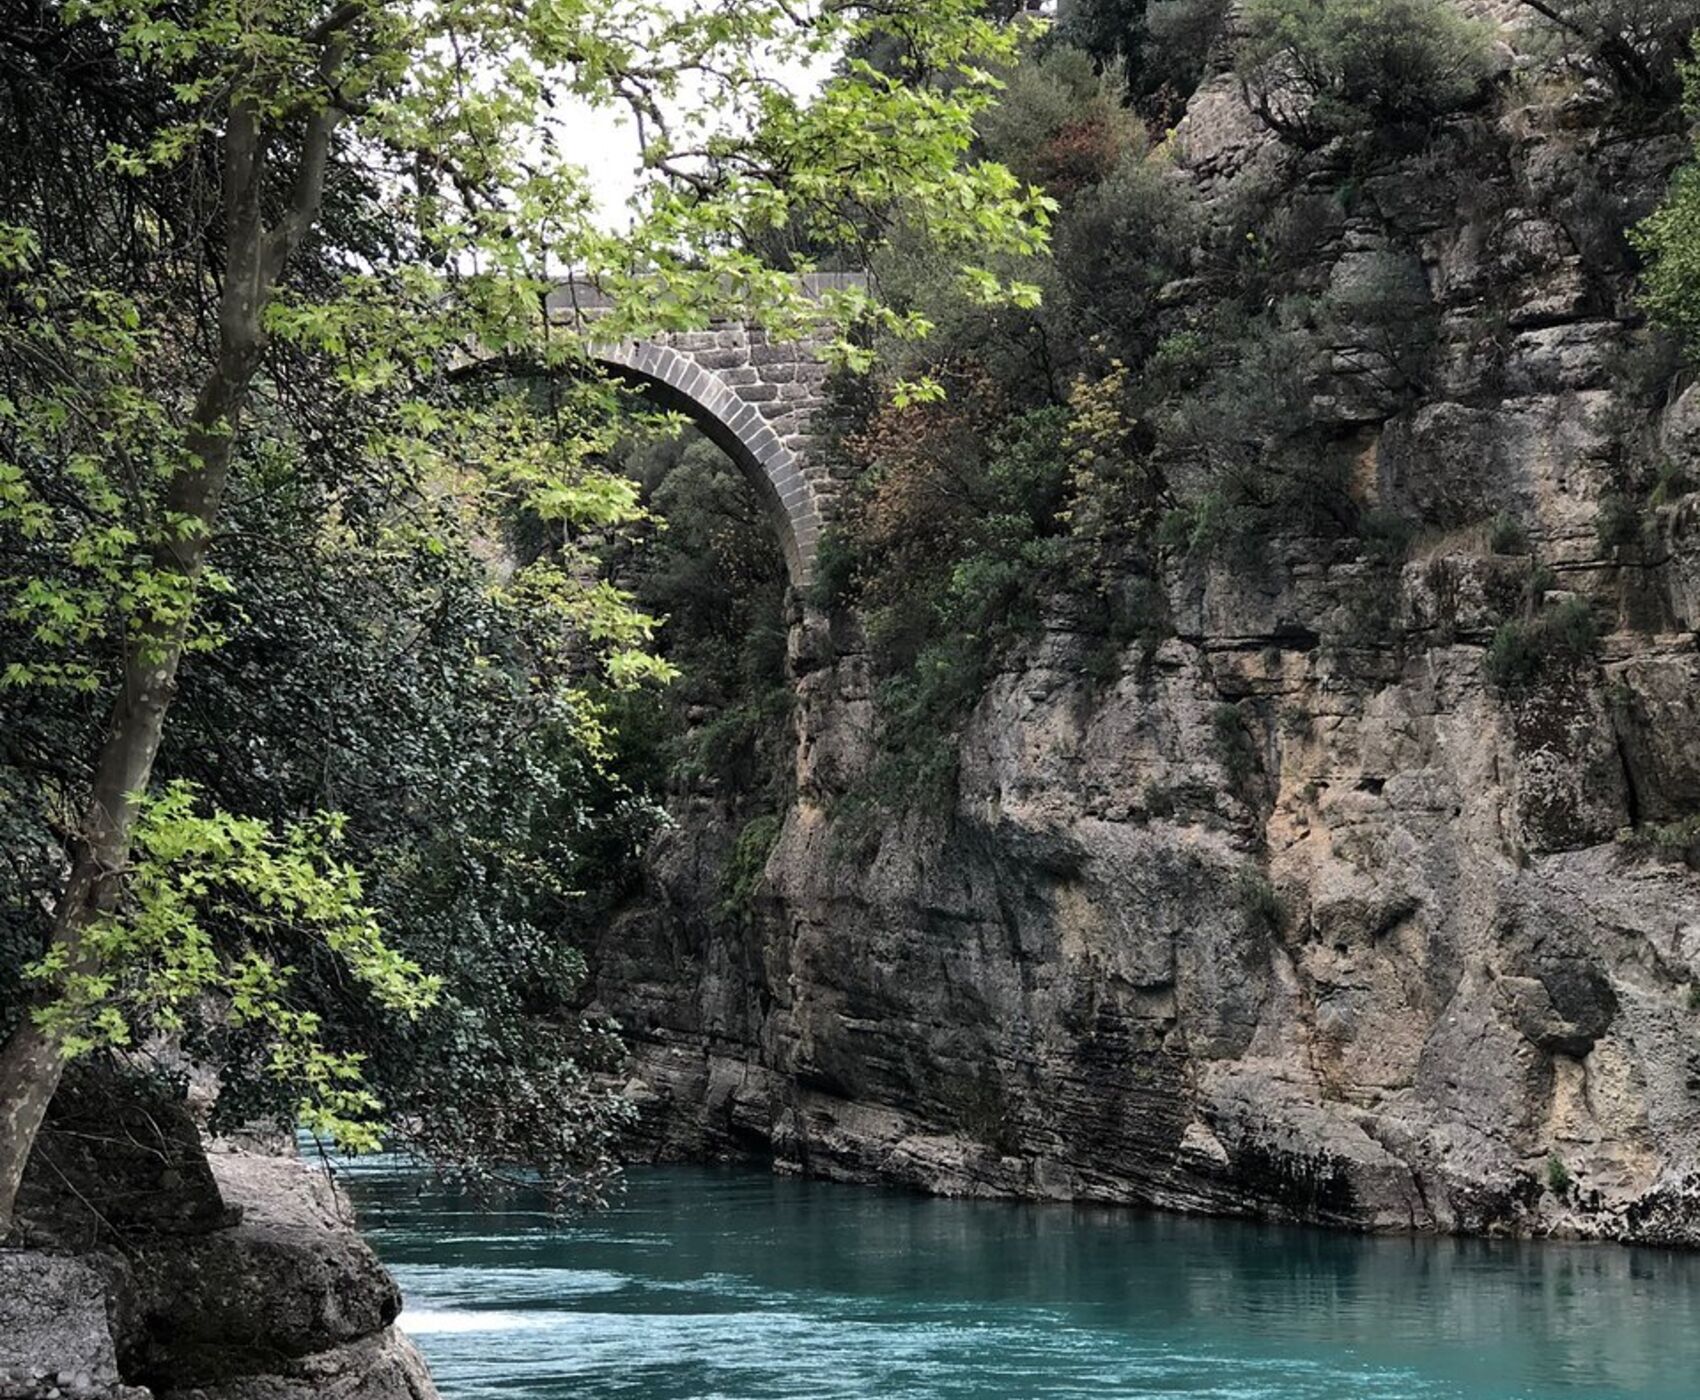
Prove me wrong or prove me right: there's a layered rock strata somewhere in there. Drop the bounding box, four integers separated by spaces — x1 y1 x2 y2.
596 39 1700 1244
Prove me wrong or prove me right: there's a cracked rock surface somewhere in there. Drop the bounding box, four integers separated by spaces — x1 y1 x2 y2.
594 42 1700 1246
1 1083 435 1400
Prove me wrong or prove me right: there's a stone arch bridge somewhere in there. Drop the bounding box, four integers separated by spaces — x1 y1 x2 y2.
549 274 862 588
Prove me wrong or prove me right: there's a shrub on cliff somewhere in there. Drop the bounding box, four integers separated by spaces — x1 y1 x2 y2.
977 46 1143 194
1484 597 1603 691
1063 0 1233 119
827 392 1076 802
1637 68 1700 349
1146 0 1237 112
1519 1 1700 102
719 815 786 923
1149 307 1357 552
1238 0 1498 144
1065 0 1152 93
1053 152 1203 366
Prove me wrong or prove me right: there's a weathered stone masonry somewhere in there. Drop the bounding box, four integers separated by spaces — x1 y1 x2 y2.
549 276 857 587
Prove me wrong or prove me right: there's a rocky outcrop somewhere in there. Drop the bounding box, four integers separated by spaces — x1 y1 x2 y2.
595 25 1700 1245
0 1081 435 1400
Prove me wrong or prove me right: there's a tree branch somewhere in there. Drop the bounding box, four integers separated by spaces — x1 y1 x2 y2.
262 33 349 284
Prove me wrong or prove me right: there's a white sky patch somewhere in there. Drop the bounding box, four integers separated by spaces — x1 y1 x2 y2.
557 34 833 230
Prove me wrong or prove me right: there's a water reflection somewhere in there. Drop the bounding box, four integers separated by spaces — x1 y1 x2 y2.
337 1160 1699 1398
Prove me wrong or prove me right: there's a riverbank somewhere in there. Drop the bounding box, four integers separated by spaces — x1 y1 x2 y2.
0 1077 434 1400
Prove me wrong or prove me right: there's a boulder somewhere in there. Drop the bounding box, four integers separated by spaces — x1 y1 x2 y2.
127 1154 403 1391
157 1331 435 1400
13 1071 227 1250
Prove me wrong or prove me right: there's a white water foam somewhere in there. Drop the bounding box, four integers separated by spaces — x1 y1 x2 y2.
398 1308 561 1336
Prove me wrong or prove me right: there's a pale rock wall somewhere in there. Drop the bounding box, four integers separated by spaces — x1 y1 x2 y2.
594 36 1700 1244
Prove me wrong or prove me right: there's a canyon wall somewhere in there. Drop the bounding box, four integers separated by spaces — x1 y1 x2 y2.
596 42 1700 1244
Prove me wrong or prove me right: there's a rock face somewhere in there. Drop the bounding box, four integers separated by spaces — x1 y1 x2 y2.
595 44 1700 1244
0 1254 149 1400
0 1082 436 1400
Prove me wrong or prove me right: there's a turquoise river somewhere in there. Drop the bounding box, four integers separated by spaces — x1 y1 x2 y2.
337 1158 1699 1399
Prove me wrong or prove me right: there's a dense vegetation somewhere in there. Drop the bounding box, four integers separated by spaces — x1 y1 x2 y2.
0 0 1049 1223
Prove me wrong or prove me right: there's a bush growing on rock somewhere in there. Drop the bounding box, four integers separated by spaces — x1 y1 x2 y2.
1596 490 1652 554
1489 513 1532 554
1518 0 1700 101
1636 76 1700 349
1146 0 1237 108
1063 0 1233 119
1053 151 1203 364
1234 867 1287 934
1316 250 1441 411
1238 0 1498 144
1484 597 1603 690
977 46 1142 194
1150 308 1352 550
719 814 786 922
828 389 1077 802
1211 703 1264 799
1617 813 1700 867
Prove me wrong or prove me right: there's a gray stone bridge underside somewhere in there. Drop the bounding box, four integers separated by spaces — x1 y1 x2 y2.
549 280 857 589
594 335 831 587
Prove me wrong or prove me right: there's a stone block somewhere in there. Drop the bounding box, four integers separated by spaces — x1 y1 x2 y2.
693 348 748 372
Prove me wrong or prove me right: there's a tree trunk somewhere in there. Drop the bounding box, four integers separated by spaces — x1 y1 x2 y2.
0 342 255 1239
0 55 344 1234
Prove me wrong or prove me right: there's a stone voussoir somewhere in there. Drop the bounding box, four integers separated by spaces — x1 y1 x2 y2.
568 294 845 587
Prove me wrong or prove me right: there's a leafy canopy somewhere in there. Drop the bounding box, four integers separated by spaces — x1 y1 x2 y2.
0 0 1051 1171
27 783 437 1150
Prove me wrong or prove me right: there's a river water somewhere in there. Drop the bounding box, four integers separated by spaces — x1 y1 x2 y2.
337 1157 1698 1399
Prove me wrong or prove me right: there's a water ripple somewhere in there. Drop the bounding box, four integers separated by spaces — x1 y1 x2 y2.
343 1164 1700 1399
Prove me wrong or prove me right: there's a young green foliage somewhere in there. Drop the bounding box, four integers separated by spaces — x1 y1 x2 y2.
0 0 1054 1224
27 783 438 1150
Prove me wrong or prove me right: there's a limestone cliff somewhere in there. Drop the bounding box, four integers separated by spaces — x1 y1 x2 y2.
596 26 1700 1244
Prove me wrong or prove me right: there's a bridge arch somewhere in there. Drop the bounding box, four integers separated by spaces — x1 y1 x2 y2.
594 340 826 588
